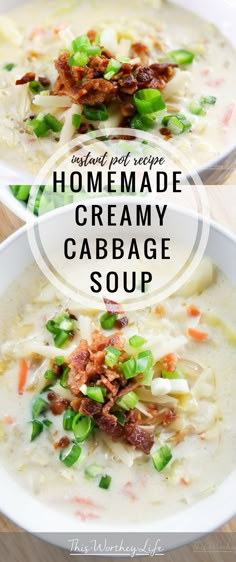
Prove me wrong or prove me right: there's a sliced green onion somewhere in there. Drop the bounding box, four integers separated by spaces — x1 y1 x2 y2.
72 413 93 442
99 474 112 489
54 356 65 366
136 350 153 374
32 396 49 419
130 114 156 131
189 100 206 116
120 356 136 380
31 420 43 441
84 104 108 121
10 185 31 201
162 368 183 379
40 384 53 394
116 391 138 411
63 408 76 430
117 56 131 63
29 80 48 94
72 114 82 128
162 114 192 135
44 370 57 382
85 464 103 479
4 63 15 71
113 410 126 426
152 445 172 472
68 52 89 67
46 320 59 335
129 335 147 348
72 35 90 52
60 366 70 389
60 443 81 467
85 385 105 403
45 113 63 133
142 369 154 386
134 89 166 115
58 317 74 332
28 114 50 138
100 312 118 330
105 346 121 367
168 49 195 65
54 331 69 348
43 419 52 428
200 95 217 106
104 58 121 80
82 45 101 56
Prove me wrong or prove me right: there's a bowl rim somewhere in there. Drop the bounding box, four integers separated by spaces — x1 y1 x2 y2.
0 203 236 547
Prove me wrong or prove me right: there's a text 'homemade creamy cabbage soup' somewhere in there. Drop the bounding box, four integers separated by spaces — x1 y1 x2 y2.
0 259 236 524
0 0 236 173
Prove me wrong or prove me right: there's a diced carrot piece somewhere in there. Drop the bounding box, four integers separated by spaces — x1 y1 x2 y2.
180 477 189 486
29 28 45 40
187 328 208 342
222 103 234 127
187 304 200 317
154 305 165 316
3 416 14 424
54 23 67 35
18 359 28 395
161 353 177 372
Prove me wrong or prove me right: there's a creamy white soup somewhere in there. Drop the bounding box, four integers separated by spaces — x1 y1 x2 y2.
0 0 235 174
0 259 236 525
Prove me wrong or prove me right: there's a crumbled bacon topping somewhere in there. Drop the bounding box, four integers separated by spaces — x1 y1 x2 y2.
16 72 35 85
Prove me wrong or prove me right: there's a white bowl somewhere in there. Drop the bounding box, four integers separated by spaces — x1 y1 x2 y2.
0 0 236 220
0 201 236 551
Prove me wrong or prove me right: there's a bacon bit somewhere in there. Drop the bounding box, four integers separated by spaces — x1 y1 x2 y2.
160 127 172 140
187 328 208 342
123 482 137 501
114 316 128 330
74 497 97 507
54 23 68 35
103 298 123 315
18 359 28 395
3 416 14 424
54 436 70 450
29 28 45 40
16 72 35 86
187 304 200 317
87 29 97 43
222 103 234 127
161 353 177 373
38 76 51 88
154 305 166 316
75 511 99 521
180 477 189 486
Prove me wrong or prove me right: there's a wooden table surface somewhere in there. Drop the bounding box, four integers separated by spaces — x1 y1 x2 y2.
0 190 236 561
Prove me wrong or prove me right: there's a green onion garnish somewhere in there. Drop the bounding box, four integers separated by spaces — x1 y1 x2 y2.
68 52 89 67
168 49 195 65
30 420 43 441
162 368 183 379
45 113 63 133
136 350 153 374
72 34 90 52
27 113 50 138
130 114 156 131
43 419 52 428
188 100 206 116
63 408 76 431
120 356 136 380
142 369 154 386
104 58 121 80
46 312 75 348
72 413 93 442
81 384 105 403
32 396 49 419
134 88 166 115
116 390 138 411
54 330 69 348
84 104 108 121
54 356 65 366
72 114 82 128
60 443 81 467
113 410 126 426
100 312 118 330
85 464 104 479
4 63 15 71
40 384 53 394
10 185 31 201
44 369 57 381
105 346 121 367
200 95 217 106
162 114 192 135
99 474 112 489
152 445 172 472
129 335 147 348
29 80 48 94
60 366 70 389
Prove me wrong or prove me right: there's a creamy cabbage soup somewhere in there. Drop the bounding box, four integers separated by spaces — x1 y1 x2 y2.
0 258 236 524
0 0 236 174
